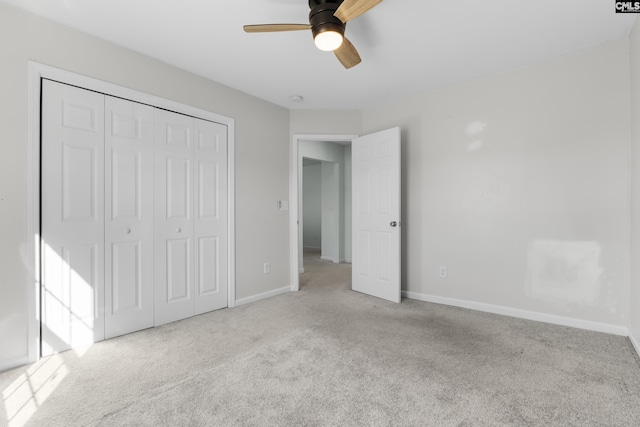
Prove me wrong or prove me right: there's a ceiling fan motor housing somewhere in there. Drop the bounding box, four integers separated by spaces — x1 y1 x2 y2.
309 0 345 40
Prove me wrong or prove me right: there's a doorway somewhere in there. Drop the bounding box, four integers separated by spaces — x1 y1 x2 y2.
290 128 402 302
301 157 345 268
290 134 357 292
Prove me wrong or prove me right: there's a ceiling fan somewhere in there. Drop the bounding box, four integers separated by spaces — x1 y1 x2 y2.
243 0 382 69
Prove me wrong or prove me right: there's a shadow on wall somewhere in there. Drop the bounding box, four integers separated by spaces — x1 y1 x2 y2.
525 239 605 311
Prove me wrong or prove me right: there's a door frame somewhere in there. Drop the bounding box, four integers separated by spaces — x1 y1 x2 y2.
289 133 357 291
27 62 236 362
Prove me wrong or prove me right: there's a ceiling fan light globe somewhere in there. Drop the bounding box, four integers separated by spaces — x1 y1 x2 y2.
314 31 343 51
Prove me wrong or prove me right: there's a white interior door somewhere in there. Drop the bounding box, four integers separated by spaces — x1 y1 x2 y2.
41 80 106 355
193 118 228 315
104 96 155 338
154 109 195 325
352 127 401 303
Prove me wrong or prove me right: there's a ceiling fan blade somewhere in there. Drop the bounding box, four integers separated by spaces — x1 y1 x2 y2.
334 37 361 69
243 24 312 33
334 0 382 23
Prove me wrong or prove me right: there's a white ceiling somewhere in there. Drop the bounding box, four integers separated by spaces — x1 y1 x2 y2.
3 0 636 110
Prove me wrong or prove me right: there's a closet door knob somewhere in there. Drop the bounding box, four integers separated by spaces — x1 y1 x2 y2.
176 227 182 233
124 228 131 234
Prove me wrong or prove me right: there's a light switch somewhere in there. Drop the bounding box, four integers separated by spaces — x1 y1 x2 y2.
277 200 289 211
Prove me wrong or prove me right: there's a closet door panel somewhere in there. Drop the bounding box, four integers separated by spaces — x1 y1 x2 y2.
167 238 191 301
111 241 141 311
41 80 105 356
104 97 155 339
155 109 195 325
167 157 191 219
198 236 219 295
194 119 228 314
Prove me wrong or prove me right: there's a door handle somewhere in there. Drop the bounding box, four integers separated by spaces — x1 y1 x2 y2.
124 228 131 234
176 227 182 233
390 221 398 227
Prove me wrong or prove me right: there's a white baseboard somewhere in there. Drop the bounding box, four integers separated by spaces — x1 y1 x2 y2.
402 291 629 337
299 268 304 274
235 286 290 307
0 355 30 373
629 329 640 358
320 256 339 263
344 259 352 264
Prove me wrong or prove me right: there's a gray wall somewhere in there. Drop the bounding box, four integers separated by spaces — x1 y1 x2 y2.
344 146 352 262
321 161 341 262
630 20 640 345
290 110 362 135
303 163 322 248
362 39 632 328
0 3 290 368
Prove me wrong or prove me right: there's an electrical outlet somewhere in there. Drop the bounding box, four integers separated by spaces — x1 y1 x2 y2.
439 266 447 278
264 262 270 274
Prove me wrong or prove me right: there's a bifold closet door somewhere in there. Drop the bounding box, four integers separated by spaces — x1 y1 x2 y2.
154 110 195 325
42 80 229 353
154 110 228 326
42 81 156 354
193 118 228 315
104 97 155 339
41 80 106 355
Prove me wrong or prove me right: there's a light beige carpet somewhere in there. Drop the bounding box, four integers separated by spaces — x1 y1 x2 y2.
1 249 640 426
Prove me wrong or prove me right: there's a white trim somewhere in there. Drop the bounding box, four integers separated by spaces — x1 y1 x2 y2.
235 286 290 307
27 63 42 363
0 356 30 373
299 268 305 274
290 135 298 291
402 291 629 336
27 62 236 364
629 329 640 357
290 133 358 292
227 121 236 309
